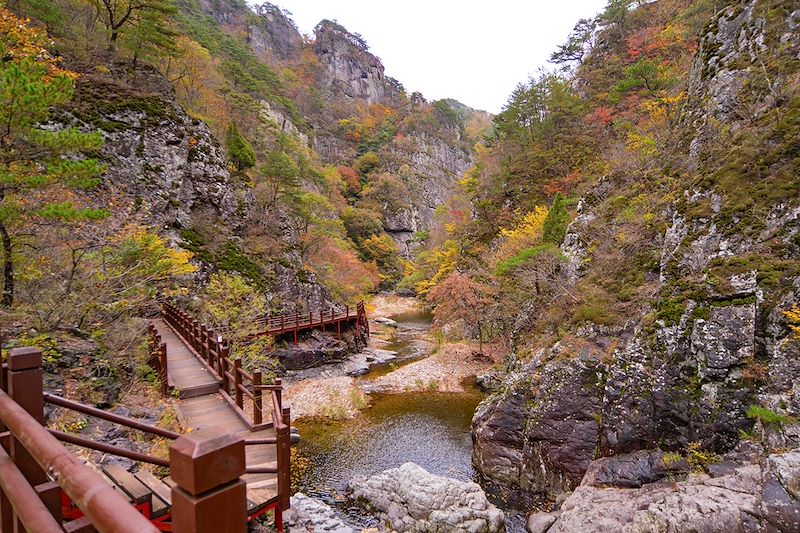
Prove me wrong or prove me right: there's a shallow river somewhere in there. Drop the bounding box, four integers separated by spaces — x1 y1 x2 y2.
292 305 527 531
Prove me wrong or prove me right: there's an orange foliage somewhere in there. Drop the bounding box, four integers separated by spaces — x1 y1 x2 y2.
585 106 614 127
161 36 229 130
307 243 380 303
337 165 361 195
338 103 398 141
0 8 75 79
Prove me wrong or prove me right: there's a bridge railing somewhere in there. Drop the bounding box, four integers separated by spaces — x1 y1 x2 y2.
0 347 283 532
162 303 281 431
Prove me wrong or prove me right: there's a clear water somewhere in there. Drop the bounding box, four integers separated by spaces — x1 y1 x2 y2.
291 306 531 531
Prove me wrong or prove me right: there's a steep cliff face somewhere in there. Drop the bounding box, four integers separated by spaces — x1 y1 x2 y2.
193 3 477 255
249 3 304 63
196 0 302 64
312 20 394 104
472 0 800 500
382 132 472 255
61 68 239 230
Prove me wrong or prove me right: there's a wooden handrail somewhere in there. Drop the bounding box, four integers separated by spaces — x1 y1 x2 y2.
0 446 62 532
0 389 158 532
44 393 181 440
49 429 170 467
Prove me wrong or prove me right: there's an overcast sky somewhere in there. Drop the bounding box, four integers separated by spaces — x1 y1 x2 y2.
277 1 608 113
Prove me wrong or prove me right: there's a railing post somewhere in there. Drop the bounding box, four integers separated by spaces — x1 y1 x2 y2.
219 343 230 393
233 359 243 410
199 325 207 361
253 371 262 426
159 343 169 396
6 347 61 525
170 426 247 533
207 329 216 368
276 407 291 511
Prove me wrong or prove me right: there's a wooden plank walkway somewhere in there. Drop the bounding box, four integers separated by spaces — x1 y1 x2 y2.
149 318 279 511
150 319 219 399
176 394 278 511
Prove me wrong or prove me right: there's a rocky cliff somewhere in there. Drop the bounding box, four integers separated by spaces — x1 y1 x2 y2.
472 0 800 507
312 19 394 105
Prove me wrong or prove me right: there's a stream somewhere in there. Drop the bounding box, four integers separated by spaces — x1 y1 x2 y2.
291 300 528 531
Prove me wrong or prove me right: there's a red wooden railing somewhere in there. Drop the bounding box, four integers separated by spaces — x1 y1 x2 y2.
161 304 269 429
0 346 291 532
249 301 370 343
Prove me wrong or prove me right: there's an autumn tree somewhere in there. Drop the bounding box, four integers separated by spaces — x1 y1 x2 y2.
495 244 566 297
91 0 176 51
121 4 178 69
19 224 195 330
361 173 411 216
198 272 274 373
0 9 106 307
257 150 301 207
428 272 492 353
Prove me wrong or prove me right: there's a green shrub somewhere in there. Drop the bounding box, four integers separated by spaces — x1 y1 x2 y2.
225 122 255 171
746 405 795 427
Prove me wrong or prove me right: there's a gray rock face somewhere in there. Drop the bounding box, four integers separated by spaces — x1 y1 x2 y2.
547 447 800 533
274 330 354 370
285 493 355 533
350 462 505 532
249 3 303 63
472 345 605 495
313 20 391 104
69 76 239 231
581 450 689 489
526 512 558 533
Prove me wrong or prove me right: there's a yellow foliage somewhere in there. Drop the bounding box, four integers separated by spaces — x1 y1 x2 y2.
494 206 549 261
785 305 800 339
0 8 76 79
626 132 658 158
642 92 686 124
414 240 459 296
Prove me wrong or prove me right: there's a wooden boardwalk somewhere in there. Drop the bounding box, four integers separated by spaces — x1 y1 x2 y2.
251 301 370 343
149 317 280 512
151 318 219 398
177 394 278 511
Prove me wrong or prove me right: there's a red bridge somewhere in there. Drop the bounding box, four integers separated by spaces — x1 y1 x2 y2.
249 301 370 344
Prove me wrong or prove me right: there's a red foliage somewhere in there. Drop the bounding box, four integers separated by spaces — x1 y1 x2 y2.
543 171 580 196
585 107 614 127
626 26 661 61
337 166 361 195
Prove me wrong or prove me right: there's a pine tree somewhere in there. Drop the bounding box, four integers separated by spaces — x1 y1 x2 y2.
225 122 256 172
0 9 107 307
542 193 570 245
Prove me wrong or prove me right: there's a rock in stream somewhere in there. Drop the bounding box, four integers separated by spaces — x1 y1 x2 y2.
349 462 505 532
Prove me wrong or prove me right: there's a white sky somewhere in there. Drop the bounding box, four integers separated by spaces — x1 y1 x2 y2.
276 1 609 113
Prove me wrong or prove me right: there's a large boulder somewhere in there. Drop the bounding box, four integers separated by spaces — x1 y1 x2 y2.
350 462 504 532
284 493 354 533
546 446 800 532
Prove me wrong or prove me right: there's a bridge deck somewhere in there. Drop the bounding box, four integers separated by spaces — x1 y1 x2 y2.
150 318 279 511
176 394 278 509
151 318 219 398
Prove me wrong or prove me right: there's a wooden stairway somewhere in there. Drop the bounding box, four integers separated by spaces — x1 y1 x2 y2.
84 463 268 526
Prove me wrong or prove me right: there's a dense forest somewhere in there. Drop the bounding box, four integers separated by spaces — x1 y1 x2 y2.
1 0 800 531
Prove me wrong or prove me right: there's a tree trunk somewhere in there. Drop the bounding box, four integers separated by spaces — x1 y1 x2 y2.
109 30 119 51
0 222 13 307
